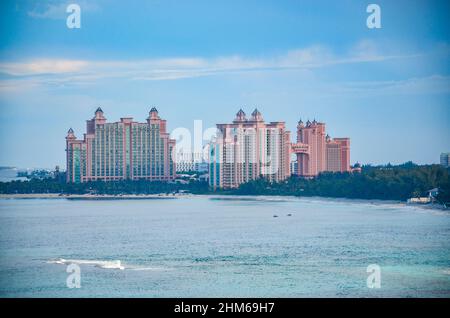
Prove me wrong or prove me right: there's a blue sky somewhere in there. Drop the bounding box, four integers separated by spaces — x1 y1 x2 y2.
0 0 449 168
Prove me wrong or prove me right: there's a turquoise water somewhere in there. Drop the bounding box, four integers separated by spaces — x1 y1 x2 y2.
0 196 449 297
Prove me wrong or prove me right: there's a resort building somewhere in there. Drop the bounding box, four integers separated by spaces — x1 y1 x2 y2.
66 107 176 183
325 136 351 173
209 109 291 189
292 119 351 177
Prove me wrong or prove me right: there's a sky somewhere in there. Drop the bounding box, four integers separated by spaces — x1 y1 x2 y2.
0 0 449 169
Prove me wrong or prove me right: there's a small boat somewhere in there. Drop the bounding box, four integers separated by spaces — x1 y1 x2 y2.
273 215 278 218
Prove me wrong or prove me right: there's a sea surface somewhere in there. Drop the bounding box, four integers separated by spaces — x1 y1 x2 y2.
0 196 449 297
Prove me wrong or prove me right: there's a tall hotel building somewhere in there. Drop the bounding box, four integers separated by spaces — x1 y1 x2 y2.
293 119 350 177
66 107 176 183
209 109 291 189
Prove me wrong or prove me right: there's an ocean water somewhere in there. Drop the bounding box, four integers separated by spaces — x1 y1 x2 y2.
0 196 449 297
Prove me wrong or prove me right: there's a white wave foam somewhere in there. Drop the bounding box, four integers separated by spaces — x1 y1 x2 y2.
127 266 172 271
48 258 125 270
47 258 173 271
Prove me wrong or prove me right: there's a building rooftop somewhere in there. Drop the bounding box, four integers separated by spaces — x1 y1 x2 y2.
251 108 264 121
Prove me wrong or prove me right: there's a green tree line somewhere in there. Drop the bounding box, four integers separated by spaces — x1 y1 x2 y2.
233 163 450 203
1 163 449 204
0 179 210 195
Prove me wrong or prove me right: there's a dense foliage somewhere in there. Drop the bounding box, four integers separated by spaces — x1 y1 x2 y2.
234 163 450 203
1 163 449 204
0 179 210 195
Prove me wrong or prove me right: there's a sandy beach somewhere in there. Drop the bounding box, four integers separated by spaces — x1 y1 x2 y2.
0 193 180 200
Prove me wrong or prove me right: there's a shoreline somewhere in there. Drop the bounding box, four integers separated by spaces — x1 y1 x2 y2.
0 193 179 200
0 193 447 210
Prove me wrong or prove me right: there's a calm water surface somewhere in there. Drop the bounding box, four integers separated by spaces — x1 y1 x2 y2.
0 196 449 297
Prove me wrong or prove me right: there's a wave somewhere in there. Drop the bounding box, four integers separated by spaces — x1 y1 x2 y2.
47 258 172 271
127 266 171 271
47 258 125 270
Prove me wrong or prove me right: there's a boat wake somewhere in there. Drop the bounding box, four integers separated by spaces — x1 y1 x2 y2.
47 258 172 271
47 258 125 270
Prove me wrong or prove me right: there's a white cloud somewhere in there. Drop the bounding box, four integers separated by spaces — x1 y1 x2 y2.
0 59 88 76
0 41 437 97
0 44 414 86
27 2 67 19
333 75 450 96
27 1 99 19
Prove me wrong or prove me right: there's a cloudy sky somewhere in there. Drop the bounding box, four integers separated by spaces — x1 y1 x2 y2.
0 0 449 169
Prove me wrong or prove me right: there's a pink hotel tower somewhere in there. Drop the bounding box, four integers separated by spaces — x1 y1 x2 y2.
66 107 176 183
209 109 292 190
210 110 351 189
293 119 350 177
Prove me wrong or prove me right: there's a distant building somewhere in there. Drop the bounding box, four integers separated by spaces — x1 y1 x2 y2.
407 188 440 205
407 197 431 204
66 107 176 183
175 152 209 172
351 162 362 173
440 153 450 168
428 188 439 199
17 169 55 180
209 109 291 189
0 167 28 182
292 119 351 177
